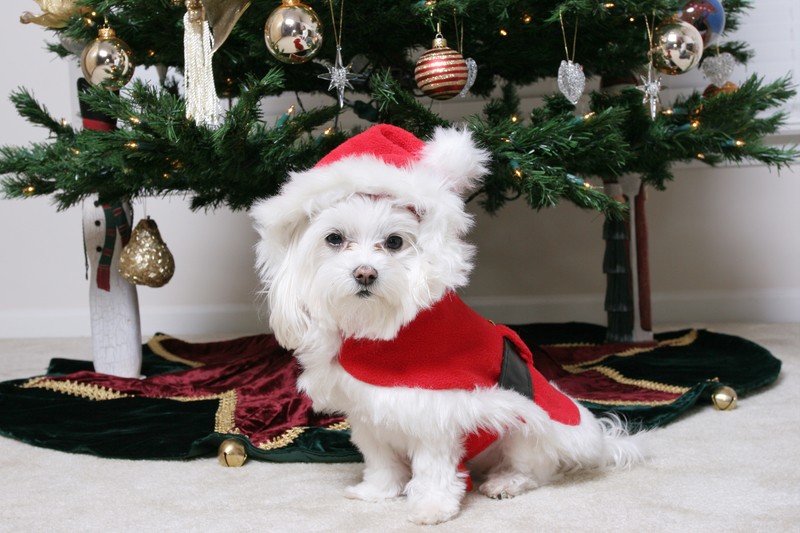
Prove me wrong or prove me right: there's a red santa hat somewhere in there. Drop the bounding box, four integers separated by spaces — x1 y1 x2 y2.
251 124 490 283
265 124 489 219
315 123 426 169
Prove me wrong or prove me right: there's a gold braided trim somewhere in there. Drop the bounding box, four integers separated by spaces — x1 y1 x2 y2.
584 365 691 395
214 389 238 434
547 342 597 348
20 371 338 450
257 426 308 451
20 376 130 401
326 420 351 431
254 420 351 451
561 330 700 371
548 330 698 350
21 374 239 434
573 397 681 407
156 390 238 433
146 334 204 368
615 329 698 357
160 390 239 434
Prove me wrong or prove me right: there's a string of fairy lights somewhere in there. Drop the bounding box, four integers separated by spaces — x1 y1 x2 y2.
11 0 772 204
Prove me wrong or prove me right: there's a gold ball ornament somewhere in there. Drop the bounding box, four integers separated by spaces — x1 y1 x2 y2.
119 217 175 288
80 25 135 90
264 0 323 65
711 385 738 410
651 21 704 76
414 36 469 100
218 438 248 467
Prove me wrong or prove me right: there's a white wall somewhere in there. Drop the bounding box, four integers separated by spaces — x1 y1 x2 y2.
0 2 798 339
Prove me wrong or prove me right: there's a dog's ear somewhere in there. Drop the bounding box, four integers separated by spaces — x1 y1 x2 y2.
398 127 487 295
416 126 491 197
250 196 311 350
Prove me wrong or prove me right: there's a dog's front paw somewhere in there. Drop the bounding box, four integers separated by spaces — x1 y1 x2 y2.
407 498 460 525
345 481 403 502
479 472 537 500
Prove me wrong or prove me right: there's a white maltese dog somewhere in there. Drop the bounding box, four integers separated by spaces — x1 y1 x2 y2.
251 124 644 525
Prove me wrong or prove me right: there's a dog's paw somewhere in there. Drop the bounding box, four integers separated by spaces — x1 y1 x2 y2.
407 499 460 525
479 472 537 500
344 482 403 502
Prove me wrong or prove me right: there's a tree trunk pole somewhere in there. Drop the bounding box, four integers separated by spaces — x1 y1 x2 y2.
619 175 654 342
602 182 633 342
634 180 652 333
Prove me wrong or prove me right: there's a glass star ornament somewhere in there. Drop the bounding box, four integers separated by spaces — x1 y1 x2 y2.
318 46 357 108
557 60 585 105
637 63 662 120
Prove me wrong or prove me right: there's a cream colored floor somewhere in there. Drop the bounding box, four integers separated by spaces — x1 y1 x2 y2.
0 323 798 532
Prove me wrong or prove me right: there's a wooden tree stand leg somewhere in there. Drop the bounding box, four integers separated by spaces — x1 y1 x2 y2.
83 198 143 377
619 175 654 343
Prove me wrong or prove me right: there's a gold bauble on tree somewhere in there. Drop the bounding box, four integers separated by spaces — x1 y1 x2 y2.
264 0 323 64
80 24 135 89
119 217 175 288
651 20 703 75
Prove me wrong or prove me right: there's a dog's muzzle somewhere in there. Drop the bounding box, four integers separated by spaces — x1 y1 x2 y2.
353 265 378 297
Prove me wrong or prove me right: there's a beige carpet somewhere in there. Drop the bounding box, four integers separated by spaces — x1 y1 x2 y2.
0 323 798 532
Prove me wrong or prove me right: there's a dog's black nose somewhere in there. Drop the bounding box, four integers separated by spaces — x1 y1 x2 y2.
353 265 378 286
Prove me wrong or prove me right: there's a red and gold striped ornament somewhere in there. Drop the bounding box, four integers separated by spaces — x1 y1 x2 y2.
414 36 469 100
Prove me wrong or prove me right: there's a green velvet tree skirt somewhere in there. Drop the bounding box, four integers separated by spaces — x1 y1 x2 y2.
0 323 781 462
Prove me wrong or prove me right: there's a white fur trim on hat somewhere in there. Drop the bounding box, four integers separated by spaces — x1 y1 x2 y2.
416 126 490 196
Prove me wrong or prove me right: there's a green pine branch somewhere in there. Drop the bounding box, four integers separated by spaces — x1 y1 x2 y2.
1 69 346 210
2 0 796 218
9 88 74 137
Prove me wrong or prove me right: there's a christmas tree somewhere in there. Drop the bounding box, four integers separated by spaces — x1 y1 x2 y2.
2 0 797 355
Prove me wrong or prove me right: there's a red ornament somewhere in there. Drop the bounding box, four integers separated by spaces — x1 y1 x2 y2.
414 36 468 100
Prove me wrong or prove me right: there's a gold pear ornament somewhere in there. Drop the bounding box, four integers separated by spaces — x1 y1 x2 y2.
119 217 176 287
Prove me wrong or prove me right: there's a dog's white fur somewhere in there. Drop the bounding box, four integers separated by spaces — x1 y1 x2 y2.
251 127 644 525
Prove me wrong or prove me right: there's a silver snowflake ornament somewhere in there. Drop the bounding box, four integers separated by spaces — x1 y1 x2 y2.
637 64 662 120
318 46 358 108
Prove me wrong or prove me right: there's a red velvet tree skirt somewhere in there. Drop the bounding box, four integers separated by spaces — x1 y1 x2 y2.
0 323 781 462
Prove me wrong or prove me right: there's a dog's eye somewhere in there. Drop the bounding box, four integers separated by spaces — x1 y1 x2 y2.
385 235 403 250
326 233 344 246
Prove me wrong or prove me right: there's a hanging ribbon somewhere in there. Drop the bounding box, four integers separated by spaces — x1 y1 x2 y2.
96 201 132 291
